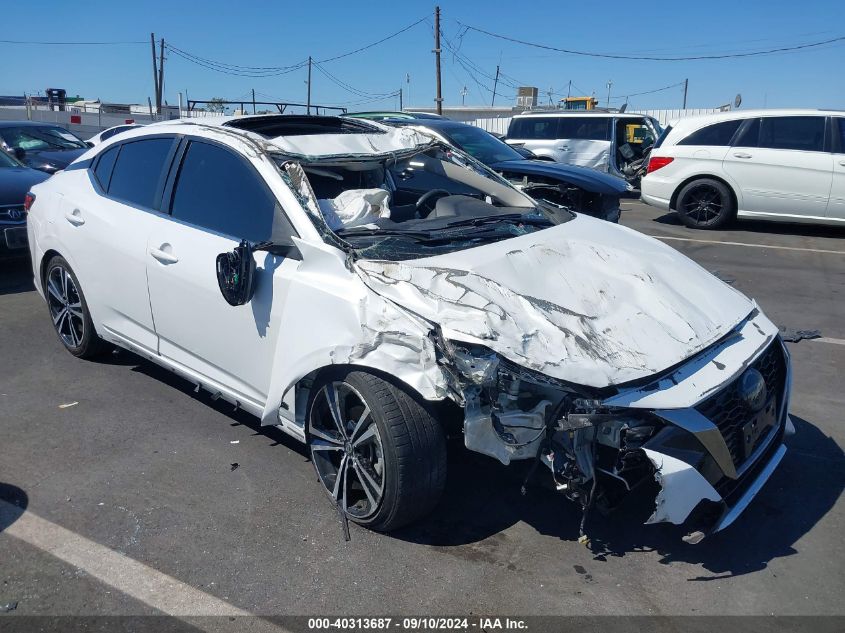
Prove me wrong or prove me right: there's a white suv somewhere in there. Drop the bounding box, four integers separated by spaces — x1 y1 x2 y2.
641 109 845 228
25 115 792 540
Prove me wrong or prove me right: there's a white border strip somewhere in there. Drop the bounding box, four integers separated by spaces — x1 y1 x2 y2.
648 235 845 256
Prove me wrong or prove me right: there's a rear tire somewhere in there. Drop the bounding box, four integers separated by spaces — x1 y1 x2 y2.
44 256 109 358
675 178 734 229
307 369 447 532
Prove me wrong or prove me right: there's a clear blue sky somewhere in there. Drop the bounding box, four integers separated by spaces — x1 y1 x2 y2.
2 0 843 111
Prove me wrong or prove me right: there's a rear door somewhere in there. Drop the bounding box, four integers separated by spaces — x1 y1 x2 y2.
506 117 560 161
146 137 300 408
722 115 832 218
58 136 178 353
828 117 845 219
555 117 612 169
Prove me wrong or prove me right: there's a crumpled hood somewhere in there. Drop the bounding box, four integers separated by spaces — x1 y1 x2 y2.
353 215 754 388
490 159 629 196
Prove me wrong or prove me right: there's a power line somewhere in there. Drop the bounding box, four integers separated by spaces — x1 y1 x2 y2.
317 16 427 63
311 62 398 99
609 81 685 100
457 22 845 61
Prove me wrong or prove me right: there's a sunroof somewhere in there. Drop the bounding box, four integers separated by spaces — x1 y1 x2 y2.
223 115 383 137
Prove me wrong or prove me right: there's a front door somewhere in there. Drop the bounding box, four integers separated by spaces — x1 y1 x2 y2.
828 117 845 220
146 138 299 408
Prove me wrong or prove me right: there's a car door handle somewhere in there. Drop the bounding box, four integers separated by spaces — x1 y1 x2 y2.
733 152 753 159
839 159 845 167
64 209 85 226
149 246 179 264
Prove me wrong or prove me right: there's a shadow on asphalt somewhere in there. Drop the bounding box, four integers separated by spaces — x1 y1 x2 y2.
0 258 35 296
0 483 29 532
395 414 843 579
651 211 845 239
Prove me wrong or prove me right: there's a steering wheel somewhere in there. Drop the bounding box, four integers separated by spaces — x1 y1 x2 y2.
415 189 451 217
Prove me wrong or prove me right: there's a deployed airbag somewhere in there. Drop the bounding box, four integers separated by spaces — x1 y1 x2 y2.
318 188 391 230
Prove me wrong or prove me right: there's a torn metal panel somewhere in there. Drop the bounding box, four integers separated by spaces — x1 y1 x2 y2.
354 214 753 389
268 127 434 160
604 309 779 410
260 237 449 428
641 448 722 525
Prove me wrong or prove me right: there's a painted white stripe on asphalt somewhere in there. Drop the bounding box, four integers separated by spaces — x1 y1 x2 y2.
813 337 845 346
0 500 286 630
647 235 845 255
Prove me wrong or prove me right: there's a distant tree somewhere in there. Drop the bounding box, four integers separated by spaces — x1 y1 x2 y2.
208 97 226 113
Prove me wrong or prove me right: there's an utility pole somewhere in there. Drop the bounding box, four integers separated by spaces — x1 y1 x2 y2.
491 65 500 107
682 78 688 109
434 6 443 115
157 38 165 114
252 88 256 114
306 56 312 115
606 80 612 108
406 73 411 109
567 80 572 99
150 33 159 111
461 86 468 106
399 87 403 111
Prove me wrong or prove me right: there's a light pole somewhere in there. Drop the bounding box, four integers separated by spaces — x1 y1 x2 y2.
606 80 613 108
460 86 468 106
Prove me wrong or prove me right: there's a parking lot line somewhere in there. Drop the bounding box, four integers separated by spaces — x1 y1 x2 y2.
648 235 845 256
0 500 286 630
814 337 845 346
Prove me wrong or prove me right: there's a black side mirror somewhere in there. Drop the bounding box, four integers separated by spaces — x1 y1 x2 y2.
216 240 256 306
13 147 26 161
85 141 94 148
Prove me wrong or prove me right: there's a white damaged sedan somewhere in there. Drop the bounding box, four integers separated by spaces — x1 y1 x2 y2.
26 115 791 541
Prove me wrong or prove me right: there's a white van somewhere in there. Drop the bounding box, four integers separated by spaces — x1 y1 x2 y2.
505 111 661 185
641 109 845 229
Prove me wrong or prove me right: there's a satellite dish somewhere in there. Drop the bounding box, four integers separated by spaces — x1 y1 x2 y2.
734 93 742 109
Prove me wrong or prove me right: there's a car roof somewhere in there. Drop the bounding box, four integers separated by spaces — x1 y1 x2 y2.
0 120 73 128
109 114 437 159
663 108 844 135
512 111 648 119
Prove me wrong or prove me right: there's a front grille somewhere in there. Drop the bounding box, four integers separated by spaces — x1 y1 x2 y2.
695 339 787 467
0 205 26 224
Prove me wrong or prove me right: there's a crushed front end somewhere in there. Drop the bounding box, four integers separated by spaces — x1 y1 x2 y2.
435 314 792 544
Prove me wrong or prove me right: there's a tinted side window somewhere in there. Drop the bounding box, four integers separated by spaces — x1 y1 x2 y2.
508 118 558 140
557 117 610 141
678 120 742 146
837 118 845 152
108 138 174 208
101 126 133 142
759 116 825 152
170 141 276 242
733 118 760 147
93 145 119 190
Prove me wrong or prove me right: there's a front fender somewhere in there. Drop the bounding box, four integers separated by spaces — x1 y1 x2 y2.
260 238 450 431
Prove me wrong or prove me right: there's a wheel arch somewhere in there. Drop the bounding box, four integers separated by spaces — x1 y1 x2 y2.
40 248 64 289
670 174 738 214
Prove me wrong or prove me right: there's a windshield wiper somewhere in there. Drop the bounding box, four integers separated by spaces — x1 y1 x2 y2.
442 213 552 229
337 227 435 241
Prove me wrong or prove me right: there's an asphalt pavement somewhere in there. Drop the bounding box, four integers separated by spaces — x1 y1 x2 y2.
1 201 843 624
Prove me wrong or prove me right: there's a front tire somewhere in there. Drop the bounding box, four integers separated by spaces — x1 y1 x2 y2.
307 370 447 532
675 178 734 229
44 256 108 358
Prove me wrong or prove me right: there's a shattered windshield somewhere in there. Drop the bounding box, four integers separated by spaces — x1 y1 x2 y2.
0 125 87 151
277 144 572 261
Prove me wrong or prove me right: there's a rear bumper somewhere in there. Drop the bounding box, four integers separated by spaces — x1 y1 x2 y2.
640 191 671 210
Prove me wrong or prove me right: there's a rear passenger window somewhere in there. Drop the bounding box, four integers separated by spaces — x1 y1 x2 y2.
508 118 558 140
93 145 118 190
759 116 825 152
557 117 610 141
107 138 174 209
837 119 845 152
678 120 742 146
170 140 277 242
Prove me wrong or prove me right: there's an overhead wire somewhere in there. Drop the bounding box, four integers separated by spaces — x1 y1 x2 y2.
456 22 845 61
